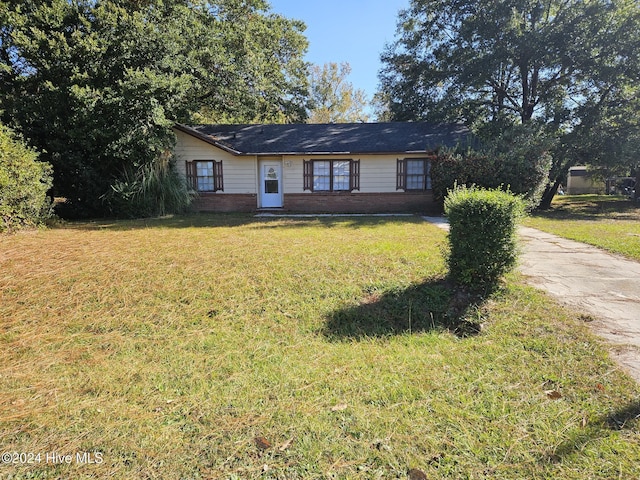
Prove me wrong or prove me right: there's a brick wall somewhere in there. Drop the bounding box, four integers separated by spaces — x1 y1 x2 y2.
283 192 437 214
192 194 257 212
192 192 439 214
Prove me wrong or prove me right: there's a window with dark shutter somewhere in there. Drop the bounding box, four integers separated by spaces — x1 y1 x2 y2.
304 159 360 192
397 158 431 191
186 160 224 192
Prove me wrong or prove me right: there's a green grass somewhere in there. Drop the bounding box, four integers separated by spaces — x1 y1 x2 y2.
1 214 639 479
525 195 640 260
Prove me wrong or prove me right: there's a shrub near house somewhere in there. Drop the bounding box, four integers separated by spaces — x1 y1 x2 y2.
431 127 552 210
0 124 52 232
445 186 525 292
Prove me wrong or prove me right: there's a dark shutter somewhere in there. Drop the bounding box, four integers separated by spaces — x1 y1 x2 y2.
350 160 360 191
214 160 224 192
186 161 197 190
396 159 406 190
303 159 313 191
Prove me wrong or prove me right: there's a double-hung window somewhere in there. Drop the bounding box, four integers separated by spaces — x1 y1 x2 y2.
303 159 360 192
396 158 431 191
186 160 224 192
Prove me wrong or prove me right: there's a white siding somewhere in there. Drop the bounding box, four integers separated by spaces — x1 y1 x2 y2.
359 155 398 193
282 156 305 193
174 129 257 194
175 128 434 195
282 154 431 194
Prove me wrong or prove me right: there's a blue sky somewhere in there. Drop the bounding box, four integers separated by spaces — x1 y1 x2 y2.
267 0 409 102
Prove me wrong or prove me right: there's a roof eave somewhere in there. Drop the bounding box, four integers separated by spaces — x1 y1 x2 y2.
173 124 244 155
242 149 438 156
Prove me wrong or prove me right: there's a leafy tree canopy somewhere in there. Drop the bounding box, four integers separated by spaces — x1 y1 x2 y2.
307 62 369 123
0 0 309 216
379 0 640 207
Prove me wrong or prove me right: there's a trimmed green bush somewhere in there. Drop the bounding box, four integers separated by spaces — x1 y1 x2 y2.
0 124 53 232
444 186 525 292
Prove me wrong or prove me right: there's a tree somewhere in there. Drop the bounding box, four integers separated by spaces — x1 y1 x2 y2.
370 91 393 123
379 0 640 207
307 62 369 123
191 0 310 124
0 0 309 217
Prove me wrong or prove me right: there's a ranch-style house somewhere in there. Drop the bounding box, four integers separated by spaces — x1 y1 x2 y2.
174 122 471 213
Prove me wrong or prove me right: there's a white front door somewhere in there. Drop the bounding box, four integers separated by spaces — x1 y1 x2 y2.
259 161 283 208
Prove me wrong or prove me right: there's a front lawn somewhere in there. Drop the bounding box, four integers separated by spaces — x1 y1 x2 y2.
525 195 640 261
1 215 638 479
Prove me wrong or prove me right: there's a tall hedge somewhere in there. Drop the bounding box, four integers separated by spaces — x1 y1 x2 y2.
431 126 552 210
0 124 53 231
444 186 525 292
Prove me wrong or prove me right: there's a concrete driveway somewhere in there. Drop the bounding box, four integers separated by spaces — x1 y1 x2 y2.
424 217 640 382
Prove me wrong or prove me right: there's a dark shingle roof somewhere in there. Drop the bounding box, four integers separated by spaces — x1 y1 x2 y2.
175 122 472 155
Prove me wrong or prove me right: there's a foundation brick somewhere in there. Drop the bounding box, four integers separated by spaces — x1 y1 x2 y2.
192 192 439 214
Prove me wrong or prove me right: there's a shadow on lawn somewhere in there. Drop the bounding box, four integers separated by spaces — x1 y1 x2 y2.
322 278 487 341
532 197 640 221
544 400 640 463
53 213 428 231
605 400 640 430
52 213 257 231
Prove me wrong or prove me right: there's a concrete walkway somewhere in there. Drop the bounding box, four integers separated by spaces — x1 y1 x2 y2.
424 217 640 382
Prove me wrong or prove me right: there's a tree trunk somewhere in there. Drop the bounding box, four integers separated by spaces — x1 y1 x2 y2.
538 177 563 210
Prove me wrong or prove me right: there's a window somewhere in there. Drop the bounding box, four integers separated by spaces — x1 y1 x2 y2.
264 166 279 193
303 160 360 192
186 160 223 192
397 158 431 191
313 160 331 191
